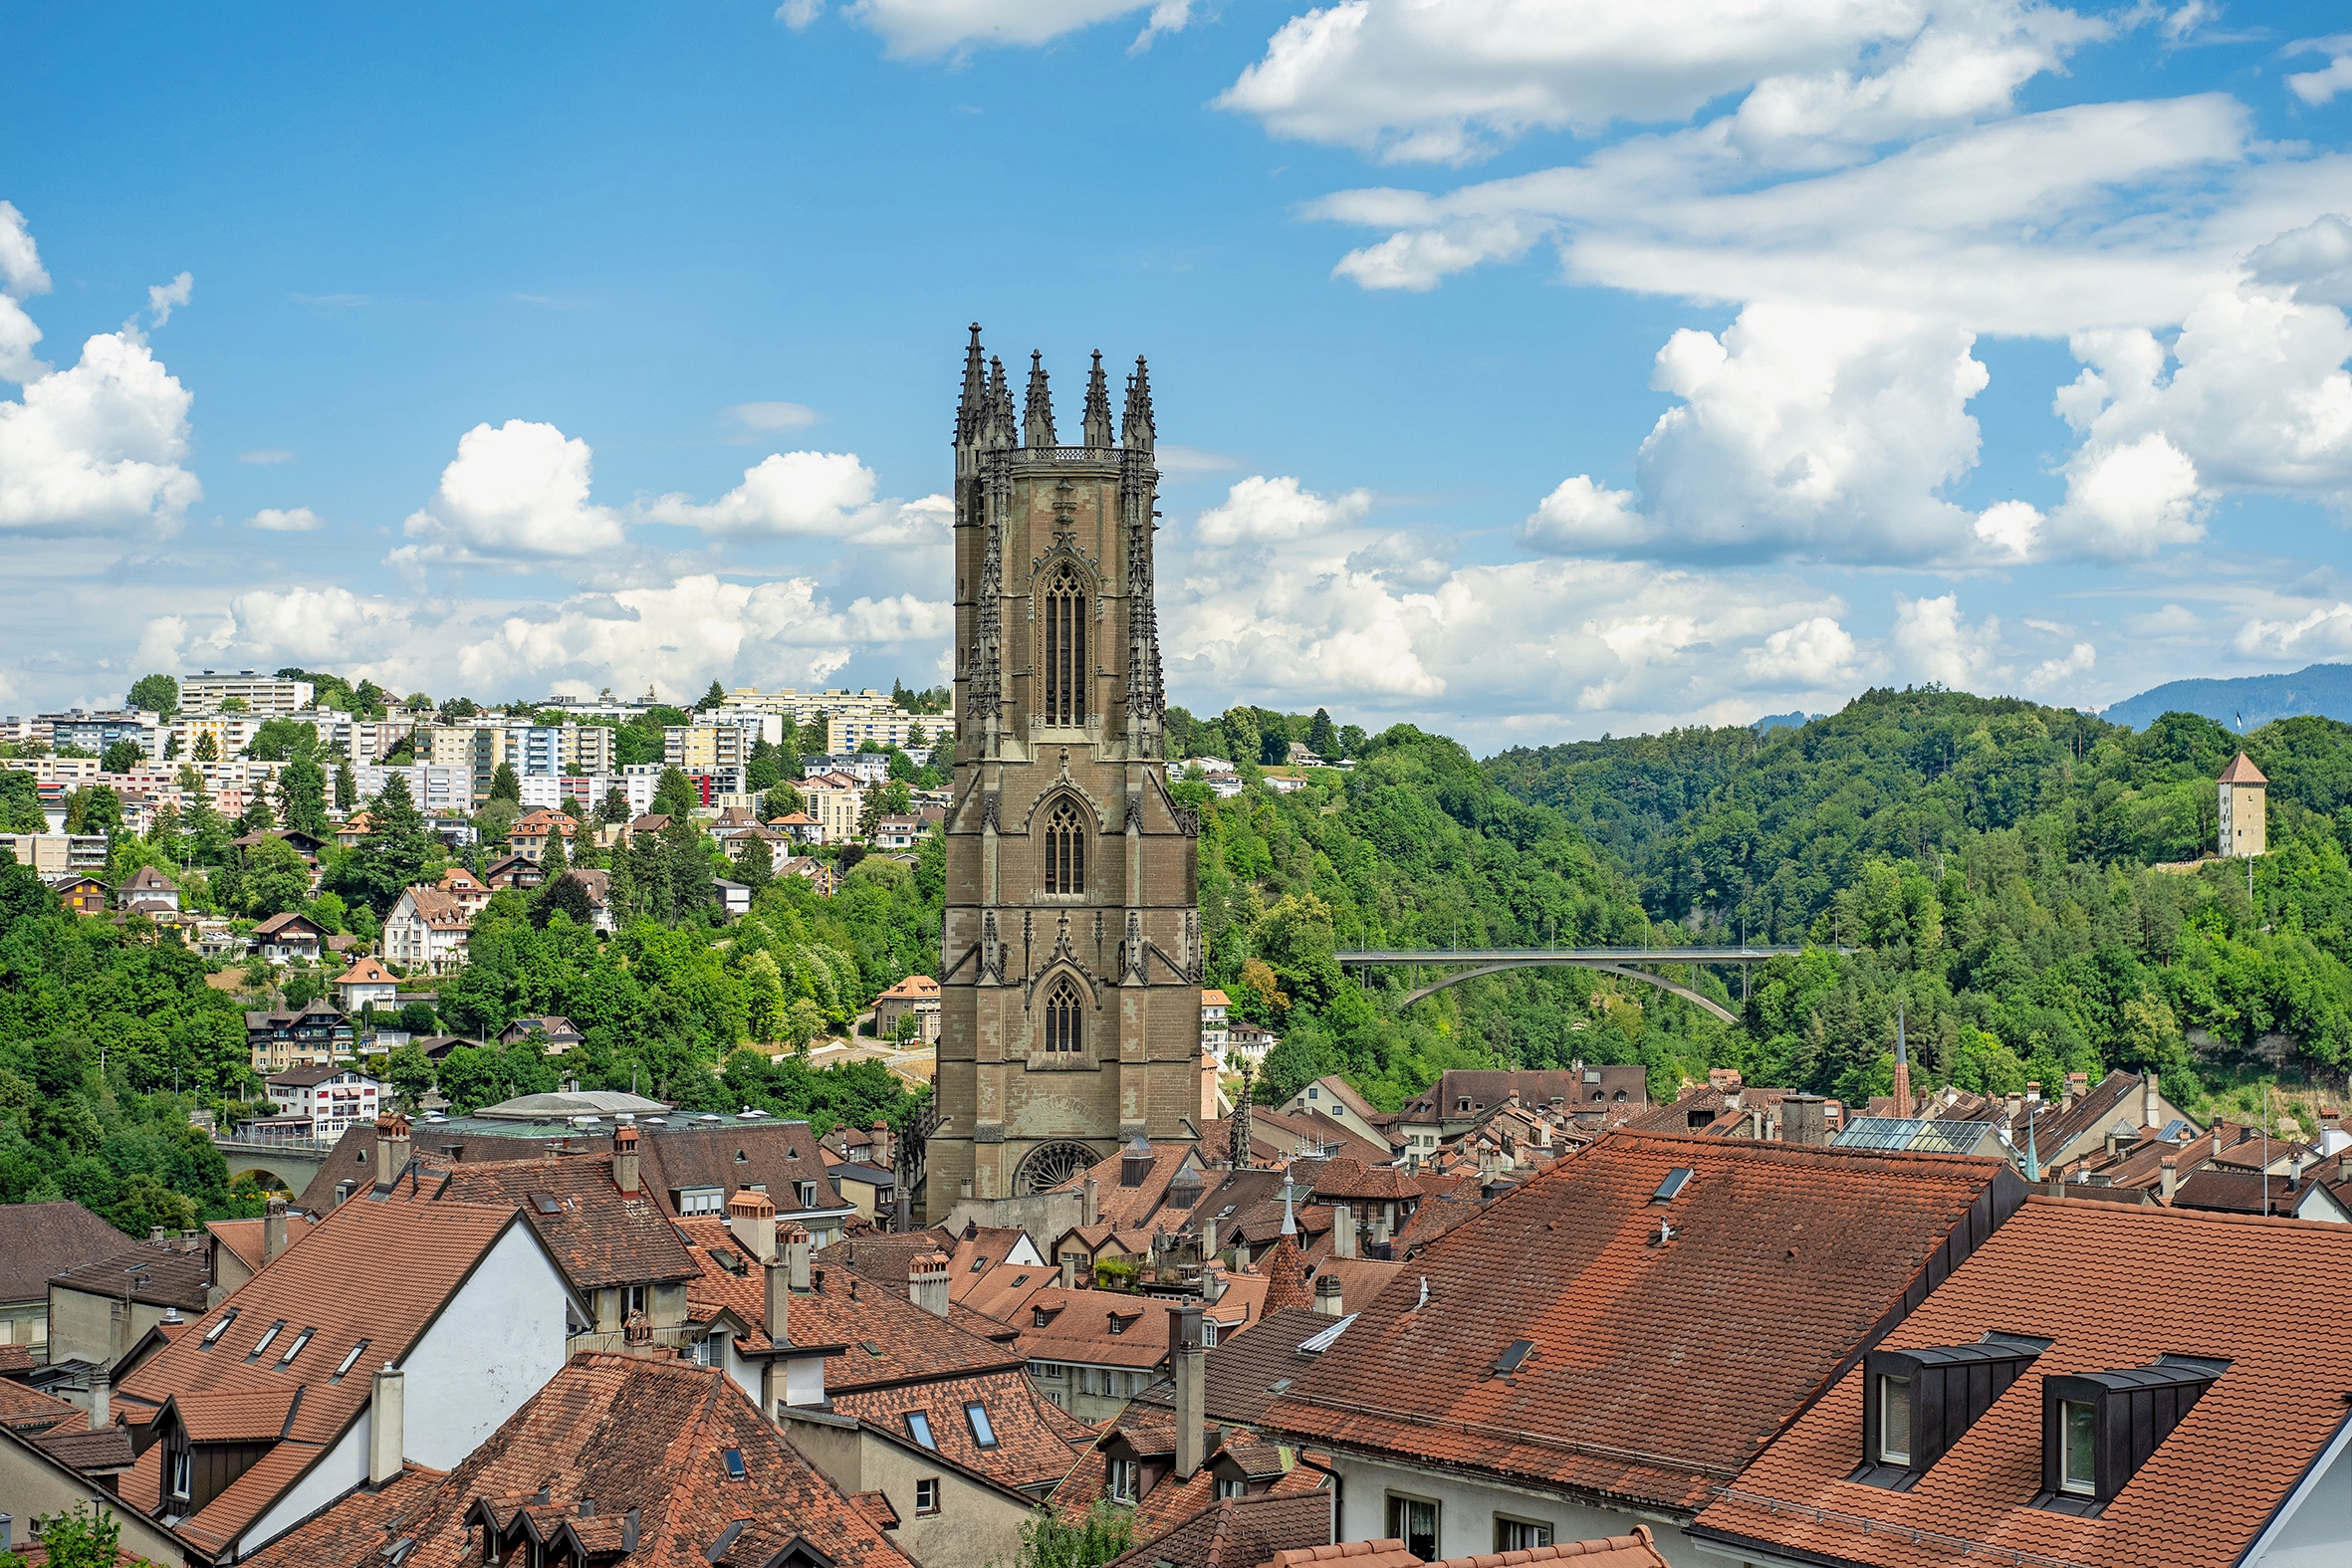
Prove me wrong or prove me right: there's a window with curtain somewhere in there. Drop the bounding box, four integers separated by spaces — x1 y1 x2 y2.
1045 978 1083 1054
1040 565 1087 726
1044 798 1085 893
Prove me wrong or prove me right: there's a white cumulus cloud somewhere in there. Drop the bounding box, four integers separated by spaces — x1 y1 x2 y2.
833 0 1190 58
394 419 628 564
1193 475 1374 547
638 450 947 545
247 507 325 532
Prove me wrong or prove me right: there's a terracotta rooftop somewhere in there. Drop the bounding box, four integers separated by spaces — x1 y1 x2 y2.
1127 1306 1357 1428
1054 1141 1209 1232
1017 1282 1269 1372
205 1215 320 1273
1305 1158 1420 1203
49 1235 216 1314
425 1152 698 1292
1262 1132 2023 1516
1107 1488 1334 1568
828 1366 1091 1491
876 974 940 999
114 1195 539 1558
242 1352 920 1568
1053 1418 1329 1538
0 1201 135 1305
2219 750 2267 784
0 1376 85 1436
1693 1197 2352 1568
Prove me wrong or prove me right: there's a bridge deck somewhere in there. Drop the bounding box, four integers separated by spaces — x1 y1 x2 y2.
1336 946 1806 964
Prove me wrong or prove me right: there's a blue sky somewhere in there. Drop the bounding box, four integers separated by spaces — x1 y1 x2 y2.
3 0 2351 751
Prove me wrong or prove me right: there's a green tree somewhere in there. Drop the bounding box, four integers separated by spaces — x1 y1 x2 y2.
276 755 330 838
762 783 805 820
241 836 315 918
489 762 522 802
0 1499 156 1568
0 771 44 831
1014 1500 1136 1568
652 768 698 821
246 718 319 762
1307 707 1337 758
732 833 775 896
127 673 180 721
193 730 219 764
102 738 146 775
696 679 728 712
335 760 357 811
381 1043 436 1111
598 786 631 823
329 774 437 916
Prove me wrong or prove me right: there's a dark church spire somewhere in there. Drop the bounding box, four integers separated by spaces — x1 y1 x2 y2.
985 355 1014 450
1024 351 1057 449
1081 351 1114 449
1122 356 1155 453
955 324 987 446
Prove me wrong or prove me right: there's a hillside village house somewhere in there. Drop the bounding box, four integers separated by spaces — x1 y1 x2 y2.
875 975 942 1043
800 770 865 842
245 1003 353 1073
330 955 398 1013
382 883 472 973
265 1063 382 1137
1202 989 1230 1055
248 911 326 965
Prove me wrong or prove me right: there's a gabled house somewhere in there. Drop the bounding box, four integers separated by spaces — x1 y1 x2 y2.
1262 1133 2027 1561
479 851 545 891
504 807 577 861
244 1003 352 1074
240 1351 917 1568
0 1201 137 1364
45 874 109 917
874 974 942 1044
248 911 326 966
381 884 471 974
44 1232 219 1396
1690 1198 2352 1568
328 956 397 1014
110 1190 583 1565
264 1064 381 1138
497 1013 585 1053
116 865 180 914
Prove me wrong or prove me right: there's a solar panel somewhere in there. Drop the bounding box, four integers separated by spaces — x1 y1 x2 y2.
1652 1167 1694 1203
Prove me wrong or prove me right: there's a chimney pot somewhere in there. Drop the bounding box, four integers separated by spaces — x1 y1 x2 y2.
2142 1073 2161 1130
262 1196 289 1262
2160 1154 2180 1205
764 1256 790 1348
908 1251 950 1317
612 1123 640 1194
784 1223 812 1290
89 1364 110 1429
1314 1273 1344 1318
1082 1176 1099 1228
1170 1305 1205 1480
1331 1201 1354 1260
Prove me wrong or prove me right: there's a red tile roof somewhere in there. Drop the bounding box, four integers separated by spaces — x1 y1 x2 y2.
1262 1132 2021 1516
828 1367 1090 1491
114 1194 537 1558
0 1200 131 1306
1053 1421 1330 1538
243 1352 920 1568
0 1376 85 1435
2219 750 2267 784
1106 1488 1334 1568
1694 1197 2352 1568
427 1152 698 1291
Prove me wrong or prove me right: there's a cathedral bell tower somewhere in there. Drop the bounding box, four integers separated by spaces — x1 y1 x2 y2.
928 327 1203 1217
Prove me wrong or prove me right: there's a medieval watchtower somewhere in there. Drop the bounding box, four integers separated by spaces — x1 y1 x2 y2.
928 327 1203 1217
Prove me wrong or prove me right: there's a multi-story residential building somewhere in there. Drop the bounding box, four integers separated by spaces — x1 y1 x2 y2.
563 720 616 774
42 709 163 759
245 1003 353 1072
543 769 655 816
809 751 893 784
353 762 470 814
265 1063 382 1136
825 710 930 752
352 717 418 761
178 670 315 715
383 883 474 973
665 721 747 773
169 713 265 762
0 834 109 875
800 770 865 843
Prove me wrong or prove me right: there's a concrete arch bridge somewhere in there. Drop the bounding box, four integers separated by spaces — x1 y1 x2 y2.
1335 946 1812 1026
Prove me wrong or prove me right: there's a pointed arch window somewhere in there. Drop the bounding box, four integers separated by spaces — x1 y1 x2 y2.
1042 565 1087 727
1044 978 1084 1054
1044 799 1086 894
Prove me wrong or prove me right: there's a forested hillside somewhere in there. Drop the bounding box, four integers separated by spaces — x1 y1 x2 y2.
1485 692 2352 1115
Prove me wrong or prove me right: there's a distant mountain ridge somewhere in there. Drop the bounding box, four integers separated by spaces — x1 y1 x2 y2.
2101 663 2352 732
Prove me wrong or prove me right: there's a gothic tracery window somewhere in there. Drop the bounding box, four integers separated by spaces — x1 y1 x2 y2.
1044 798 1085 894
1044 978 1084 1054
1041 566 1087 726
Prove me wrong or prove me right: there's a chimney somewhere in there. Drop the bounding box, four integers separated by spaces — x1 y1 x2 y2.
1371 1205 1394 1245
2291 1151 2308 1190
1201 1216 1218 1262
909 1251 950 1318
1082 1177 1098 1229
764 1256 790 1347
1314 1273 1344 1318
369 1366 404 1488
90 1363 110 1429
1781 1095 1829 1147
1170 1305 1205 1481
375 1112 412 1187
2004 1091 2023 1124
149 1227 165 1244
2064 1071 2089 1108
2160 1155 2180 1205
2025 1080 2042 1104
784 1223 812 1290
1893 1008 1913 1120
870 1117 892 1172
262 1197 288 1263
1059 1254 1077 1289
2142 1073 2161 1131
727 1190 779 1264
1331 1201 1354 1259
612 1124 641 1194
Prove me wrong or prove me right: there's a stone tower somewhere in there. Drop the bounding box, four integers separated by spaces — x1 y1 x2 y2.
2219 751 2266 858
928 327 1203 1218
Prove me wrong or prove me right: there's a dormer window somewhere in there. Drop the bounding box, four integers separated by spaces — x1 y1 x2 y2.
2036 1355 2227 1515
1855 1335 2047 1490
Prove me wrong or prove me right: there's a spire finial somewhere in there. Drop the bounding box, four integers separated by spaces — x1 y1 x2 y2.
1122 354 1155 453
1024 350 1057 448
956 324 989 445
1082 350 1114 449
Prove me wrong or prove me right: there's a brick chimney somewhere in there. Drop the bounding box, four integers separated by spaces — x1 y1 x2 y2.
2142 1073 2161 1130
374 1112 412 1188
2160 1154 2179 1205
2064 1071 2089 1108
870 1117 892 1172
612 1124 640 1195
909 1251 950 1318
1170 1305 1205 1480
728 1190 779 1263
262 1197 288 1263
1314 1273 1344 1318
783 1222 812 1291
1331 1201 1354 1259
368 1366 404 1489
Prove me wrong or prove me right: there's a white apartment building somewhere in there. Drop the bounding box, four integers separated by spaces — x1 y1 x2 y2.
353 763 472 815
799 771 865 843
824 711 931 752
665 723 748 773
169 713 266 762
179 671 316 715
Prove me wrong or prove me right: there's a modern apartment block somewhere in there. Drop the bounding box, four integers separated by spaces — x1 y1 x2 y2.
179 671 316 715
42 709 163 759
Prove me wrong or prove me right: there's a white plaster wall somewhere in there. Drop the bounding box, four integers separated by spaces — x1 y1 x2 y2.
398 1222 573 1466
2258 1436 2352 1566
241 1426 367 1556
1330 1452 1707 1568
